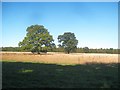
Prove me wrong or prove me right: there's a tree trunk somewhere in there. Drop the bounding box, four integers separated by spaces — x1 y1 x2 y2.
37 52 40 54
68 51 70 54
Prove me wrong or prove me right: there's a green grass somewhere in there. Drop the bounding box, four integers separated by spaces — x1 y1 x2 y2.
2 61 119 88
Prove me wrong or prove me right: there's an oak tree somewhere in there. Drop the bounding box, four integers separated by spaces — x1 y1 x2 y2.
19 25 55 54
58 32 78 54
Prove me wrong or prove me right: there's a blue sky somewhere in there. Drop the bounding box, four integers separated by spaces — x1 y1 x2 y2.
2 2 118 49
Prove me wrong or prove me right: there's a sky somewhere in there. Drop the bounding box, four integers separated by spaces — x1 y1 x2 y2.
2 2 118 49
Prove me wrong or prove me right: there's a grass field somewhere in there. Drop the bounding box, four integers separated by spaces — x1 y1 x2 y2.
1 52 119 88
1 52 118 65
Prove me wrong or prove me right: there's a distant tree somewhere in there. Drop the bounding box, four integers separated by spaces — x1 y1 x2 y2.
83 47 89 53
19 25 55 54
110 48 114 54
58 32 78 54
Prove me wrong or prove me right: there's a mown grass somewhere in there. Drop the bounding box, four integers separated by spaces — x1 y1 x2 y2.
2 61 119 88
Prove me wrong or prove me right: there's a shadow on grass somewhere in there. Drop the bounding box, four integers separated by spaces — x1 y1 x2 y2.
2 62 119 88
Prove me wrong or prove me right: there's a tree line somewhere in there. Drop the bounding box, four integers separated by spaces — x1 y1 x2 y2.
1 47 119 54
1 24 119 54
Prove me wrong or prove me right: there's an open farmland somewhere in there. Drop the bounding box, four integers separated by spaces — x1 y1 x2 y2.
1 52 118 65
1 52 119 88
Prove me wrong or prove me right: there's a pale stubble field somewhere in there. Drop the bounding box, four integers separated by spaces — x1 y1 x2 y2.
1 52 118 65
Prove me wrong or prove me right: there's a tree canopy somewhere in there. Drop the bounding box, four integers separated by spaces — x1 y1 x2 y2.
19 25 55 54
58 32 78 54
83 47 89 53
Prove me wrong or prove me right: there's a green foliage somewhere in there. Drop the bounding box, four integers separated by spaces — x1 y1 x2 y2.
58 32 78 54
18 25 55 54
1 47 119 54
83 47 89 53
1 47 23 52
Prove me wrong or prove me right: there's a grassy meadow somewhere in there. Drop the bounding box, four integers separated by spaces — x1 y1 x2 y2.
1 52 119 88
2 52 118 65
